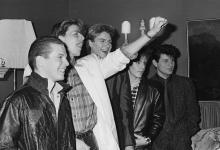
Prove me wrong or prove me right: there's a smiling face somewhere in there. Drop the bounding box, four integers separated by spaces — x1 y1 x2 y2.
58 25 84 58
129 55 148 78
153 54 175 79
40 43 69 82
89 31 112 59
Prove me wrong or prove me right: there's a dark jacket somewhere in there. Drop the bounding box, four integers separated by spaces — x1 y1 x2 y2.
151 74 201 150
134 76 165 142
107 70 135 149
0 72 75 150
106 70 165 148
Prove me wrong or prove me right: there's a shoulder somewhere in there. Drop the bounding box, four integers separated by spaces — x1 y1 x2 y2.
106 70 128 85
2 85 36 108
76 54 97 66
148 78 164 92
171 74 192 83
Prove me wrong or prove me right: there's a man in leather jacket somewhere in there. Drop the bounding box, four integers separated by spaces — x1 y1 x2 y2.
107 50 165 150
0 36 75 150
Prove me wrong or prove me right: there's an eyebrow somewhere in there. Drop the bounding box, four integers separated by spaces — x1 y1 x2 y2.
97 38 111 41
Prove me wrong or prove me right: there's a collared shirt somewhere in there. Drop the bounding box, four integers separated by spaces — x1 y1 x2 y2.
48 79 62 115
67 67 97 133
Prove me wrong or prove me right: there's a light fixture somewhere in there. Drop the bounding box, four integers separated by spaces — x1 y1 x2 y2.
0 19 36 89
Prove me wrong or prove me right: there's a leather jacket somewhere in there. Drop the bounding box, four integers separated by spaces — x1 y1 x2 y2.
134 77 165 142
107 70 165 146
0 72 75 150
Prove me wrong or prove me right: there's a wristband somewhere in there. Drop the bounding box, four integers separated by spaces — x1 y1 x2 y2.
146 32 153 39
144 137 151 144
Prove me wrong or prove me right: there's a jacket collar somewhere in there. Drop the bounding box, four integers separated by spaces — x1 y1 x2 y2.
26 72 72 96
153 73 173 84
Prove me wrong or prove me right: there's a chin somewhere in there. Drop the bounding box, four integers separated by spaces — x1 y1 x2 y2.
57 76 64 81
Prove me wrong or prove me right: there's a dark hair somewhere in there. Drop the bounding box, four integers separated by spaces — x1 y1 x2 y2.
28 36 65 70
87 24 115 41
86 24 115 52
132 47 153 63
51 19 84 37
129 47 153 79
151 44 181 62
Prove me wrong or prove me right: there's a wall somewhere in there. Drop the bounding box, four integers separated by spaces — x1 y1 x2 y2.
0 0 69 101
1 0 220 100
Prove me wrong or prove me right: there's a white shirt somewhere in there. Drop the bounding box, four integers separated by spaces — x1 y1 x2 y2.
47 79 62 115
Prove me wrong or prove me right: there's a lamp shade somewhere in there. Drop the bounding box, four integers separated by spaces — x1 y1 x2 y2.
121 21 131 34
0 19 36 69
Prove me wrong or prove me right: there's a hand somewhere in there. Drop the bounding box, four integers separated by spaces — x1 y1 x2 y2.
134 134 151 147
147 16 168 38
125 145 135 150
76 139 90 150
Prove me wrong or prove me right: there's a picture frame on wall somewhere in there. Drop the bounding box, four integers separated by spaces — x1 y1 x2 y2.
187 18 220 101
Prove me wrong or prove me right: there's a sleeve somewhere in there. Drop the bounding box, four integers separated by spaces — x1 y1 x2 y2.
99 49 130 79
0 99 20 149
185 79 201 136
106 73 135 147
119 75 135 146
147 88 165 141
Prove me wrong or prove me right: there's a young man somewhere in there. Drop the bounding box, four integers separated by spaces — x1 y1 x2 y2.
0 36 75 150
86 23 135 150
150 44 201 150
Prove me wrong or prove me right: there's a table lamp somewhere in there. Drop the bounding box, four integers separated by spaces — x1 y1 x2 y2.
0 19 36 89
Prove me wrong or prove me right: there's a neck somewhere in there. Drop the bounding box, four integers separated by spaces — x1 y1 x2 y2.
157 71 170 79
34 69 54 83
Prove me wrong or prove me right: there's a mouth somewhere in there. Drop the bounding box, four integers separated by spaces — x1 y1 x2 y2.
76 42 83 48
167 68 174 72
101 50 110 54
59 69 66 74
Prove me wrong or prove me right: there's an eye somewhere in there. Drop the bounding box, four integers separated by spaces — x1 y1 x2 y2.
72 32 80 37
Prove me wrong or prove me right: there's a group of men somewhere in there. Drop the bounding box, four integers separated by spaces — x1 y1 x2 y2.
0 16 200 150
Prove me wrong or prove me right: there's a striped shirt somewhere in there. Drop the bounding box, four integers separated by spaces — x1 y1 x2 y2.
67 67 97 133
131 86 139 109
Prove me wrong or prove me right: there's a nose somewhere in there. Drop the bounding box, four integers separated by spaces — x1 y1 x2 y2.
79 33 84 41
168 60 174 67
64 58 69 67
140 62 146 70
104 42 112 49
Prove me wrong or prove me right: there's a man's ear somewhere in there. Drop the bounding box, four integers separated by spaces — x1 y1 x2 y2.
35 56 45 69
152 59 157 68
58 35 65 42
88 40 93 48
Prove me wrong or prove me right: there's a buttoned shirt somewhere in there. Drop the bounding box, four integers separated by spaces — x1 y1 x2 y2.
48 79 62 115
67 67 97 133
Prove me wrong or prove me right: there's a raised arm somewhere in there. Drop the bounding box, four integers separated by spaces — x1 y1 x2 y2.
97 17 167 79
121 17 167 59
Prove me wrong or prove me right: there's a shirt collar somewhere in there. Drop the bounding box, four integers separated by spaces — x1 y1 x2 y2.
48 79 63 94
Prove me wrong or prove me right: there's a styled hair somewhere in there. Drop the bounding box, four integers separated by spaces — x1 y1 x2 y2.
86 24 115 52
87 24 115 41
129 47 153 80
132 47 153 63
28 36 65 70
51 19 84 37
151 44 181 62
